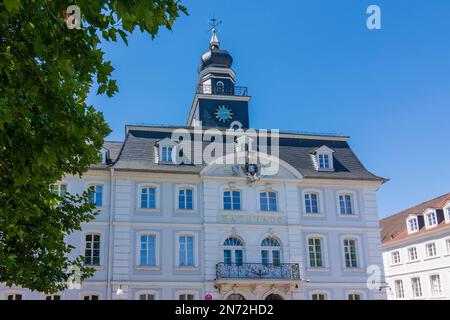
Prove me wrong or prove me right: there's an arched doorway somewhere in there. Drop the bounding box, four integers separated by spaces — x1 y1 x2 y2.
265 294 283 300
226 294 246 300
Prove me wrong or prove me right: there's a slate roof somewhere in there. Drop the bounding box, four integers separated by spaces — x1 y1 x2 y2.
97 125 386 183
380 192 450 246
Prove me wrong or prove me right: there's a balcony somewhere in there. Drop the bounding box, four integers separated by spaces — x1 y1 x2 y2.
196 84 249 97
216 262 300 281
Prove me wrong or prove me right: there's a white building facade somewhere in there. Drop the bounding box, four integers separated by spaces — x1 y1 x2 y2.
381 193 450 300
1 27 387 301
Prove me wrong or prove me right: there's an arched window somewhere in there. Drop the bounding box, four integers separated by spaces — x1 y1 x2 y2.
226 293 245 300
216 81 224 94
223 237 244 266
265 294 283 300
261 237 281 266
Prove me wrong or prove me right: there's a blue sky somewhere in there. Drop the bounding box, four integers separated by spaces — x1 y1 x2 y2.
87 0 450 218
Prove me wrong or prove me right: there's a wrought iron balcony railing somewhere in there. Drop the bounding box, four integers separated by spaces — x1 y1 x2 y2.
197 85 249 97
216 262 300 281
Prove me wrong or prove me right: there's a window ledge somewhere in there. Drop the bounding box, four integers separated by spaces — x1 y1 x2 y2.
424 256 440 261
256 210 283 215
176 266 199 272
406 260 420 264
85 265 104 271
303 213 325 218
317 168 334 172
175 209 196 214
390 263 402 267
222 210 243 214
343 267 365 273
136 266 160 271
136 208 160 212
338 214 359 219
307 267 330 272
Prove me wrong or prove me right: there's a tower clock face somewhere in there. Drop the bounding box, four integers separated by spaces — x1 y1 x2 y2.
214 105 234 122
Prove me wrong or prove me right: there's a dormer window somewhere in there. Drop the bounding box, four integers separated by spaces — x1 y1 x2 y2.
444 204 450 223
236 135 255 153
216 81 224 94
425 210 438 229
157 138 177 164
407 217 419 233
100 148 108 164
312 146 335 171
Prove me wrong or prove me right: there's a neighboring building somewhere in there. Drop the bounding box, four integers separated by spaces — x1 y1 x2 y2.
381 193 450 300
0 25 387 300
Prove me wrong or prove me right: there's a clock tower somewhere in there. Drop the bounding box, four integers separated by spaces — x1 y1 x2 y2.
187 20 251 129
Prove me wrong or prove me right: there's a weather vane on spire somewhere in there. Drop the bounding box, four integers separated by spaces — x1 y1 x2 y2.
208 16 221 49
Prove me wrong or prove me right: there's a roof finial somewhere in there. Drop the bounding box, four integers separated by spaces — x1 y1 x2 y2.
209 16 221 49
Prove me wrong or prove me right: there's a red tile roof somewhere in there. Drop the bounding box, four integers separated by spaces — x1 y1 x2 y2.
380 192 450 245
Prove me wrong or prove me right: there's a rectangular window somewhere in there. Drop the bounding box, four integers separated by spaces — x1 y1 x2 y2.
430 274 442 297
141 187 156 209
179 235 194 267
260 191 277 211
411 277 422 298
272 250 281 266
447 208 450 221
408 218 419 232
53 183 67 197
343 239 358 268
348 293 362 300
140 235 156 266
83 295 99 300
88 185 103 206
408 247 418 261
223 190 241 210
261 250 269 265
427 212 437 227
139 294 155 300
161 146 173 162
426 243 437 258
391 251 401 265
394 280 405 299
235 249 243 266
305 193 319 214
85 234 100 266
178 188 193 210
179 294 194 300
312 293 327 300
224 250 232 265
308 238 323 268
318 154 330 169
339 194 353 215
7 294 22 300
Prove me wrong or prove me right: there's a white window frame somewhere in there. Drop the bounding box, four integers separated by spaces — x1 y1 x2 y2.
391 251 401 265
429 274 443 297
222 235 246 265
4 291 24 300
175 232 198 269
394 279 405 299
222 188 243 212
301 189 324 216
444 203 450 224
446 238 450 255
411 277 423 299
135 290 159 300
306 234 329 269
310 291 330 300
407 247 419 262
346 291 364 300
157 138 177 164
260 237 283 266
424 210 438 229
176 290 198 300
80 292 102 300
100 147 108 164
314 146 335 171
259 189 278 212
425 242 437 258
336 190 358 217
83 232 102 267
53 182 69 197
86 182 105 207
341 235 364 270
136 183 160 211
175 184 196 212
406 216 419 234
135 231 160 269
